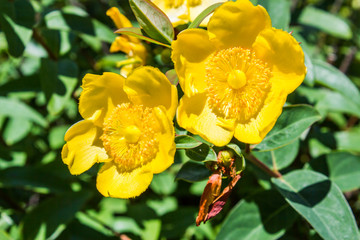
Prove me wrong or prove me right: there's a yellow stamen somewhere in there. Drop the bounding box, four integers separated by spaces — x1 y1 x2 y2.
101 103 160 172
205 47 272 121
227 70 247 89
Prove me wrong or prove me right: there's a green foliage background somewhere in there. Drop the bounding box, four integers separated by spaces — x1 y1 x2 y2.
0 0 360 239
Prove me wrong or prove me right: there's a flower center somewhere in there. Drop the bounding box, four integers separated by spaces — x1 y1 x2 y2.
101 103 160 172
124 125 141 144
205 47 272 122
227 70 247 89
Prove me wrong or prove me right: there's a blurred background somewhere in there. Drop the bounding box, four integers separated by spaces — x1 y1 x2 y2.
0 0 359 239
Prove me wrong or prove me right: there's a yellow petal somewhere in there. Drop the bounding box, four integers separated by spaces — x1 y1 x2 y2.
151 107 176 173
109 36 132 54
62 120 109 175
96 162 153 198
234 87 287 144
207 0 271 49
171 28 215 96
124 66 178 119
106 7 132 29
177 93 234 146
253 28 306 94
79 72 129 125
151 0 189 27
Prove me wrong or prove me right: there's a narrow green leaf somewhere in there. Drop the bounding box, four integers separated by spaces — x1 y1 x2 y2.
115 27 171 48
188 2 223 29
255 105 321 151
314 60 360 104
217 190 297 240
175 161 210 182
253 140 299 170
0 97 47 127
298 6 352 39
129 0 174 44
258 0 290 30
303 51 315 86
308 152 360 192
175 135 202 149
22 191 92 240
272 170 360 240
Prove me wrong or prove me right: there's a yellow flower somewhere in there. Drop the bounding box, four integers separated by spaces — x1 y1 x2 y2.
172 0 306 146
106 7 147 76
151 0 227 27
61 67 178 198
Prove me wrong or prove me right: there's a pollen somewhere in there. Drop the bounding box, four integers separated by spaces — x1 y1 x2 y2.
165 0 185 8
100 103 160 172
205 47 272 122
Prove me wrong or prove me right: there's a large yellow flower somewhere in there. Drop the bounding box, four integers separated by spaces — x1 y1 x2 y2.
172 0 306 146
61 67 178 198
151 0 227 27
106 7 147 76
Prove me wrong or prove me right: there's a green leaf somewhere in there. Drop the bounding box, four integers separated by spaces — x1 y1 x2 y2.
334 128 360 152
0 97 47 127
303 51 315 86
314 60 360 104
115 27 171 48
272 170 360 240
175 161 210 182
298 6 352 40
45 11 115 43
185 143 217 162
175 135 202 149
49 125 69 150
3 118 32 145
40 59 78 116
0 166 71 193
188 2 223 29
0 0 35 57
22 191 92 240
258 0 290 30
255 105 321 151
129 0 174 44
253 140 299 170
217 190 297 240
315 90 360 118
308 152 360 192
150 171 177 195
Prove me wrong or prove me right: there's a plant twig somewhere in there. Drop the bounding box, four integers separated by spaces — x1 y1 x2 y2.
339 46 357 73
244 144 282 178
33 29 58 61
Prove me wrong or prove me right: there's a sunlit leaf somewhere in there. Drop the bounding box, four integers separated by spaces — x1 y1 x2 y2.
129 0 174 44
0 97 47 127
255 105 321 151
298 6 352 39
308 152 360 192
185 143 217 162
217 190 297 240
253 140 299 170
272 170 360 240
115 27 171 48
175 135 202 149
258 0 290 30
